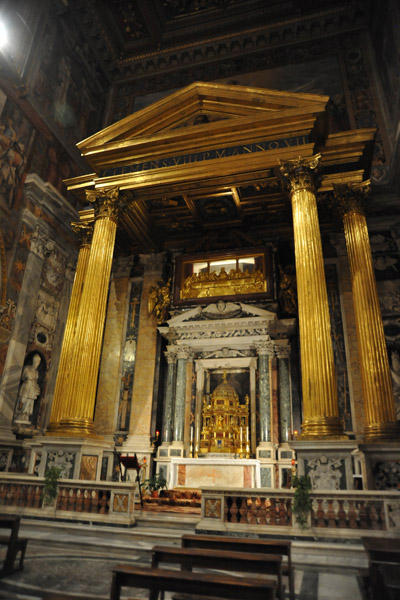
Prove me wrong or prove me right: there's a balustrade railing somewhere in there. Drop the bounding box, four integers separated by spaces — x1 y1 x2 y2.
200 488 400 538
0 474 136 524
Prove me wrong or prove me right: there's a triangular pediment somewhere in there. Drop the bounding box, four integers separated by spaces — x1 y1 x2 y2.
78 81 329 154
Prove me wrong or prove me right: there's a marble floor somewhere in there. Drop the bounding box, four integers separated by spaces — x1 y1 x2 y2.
0 513 369 600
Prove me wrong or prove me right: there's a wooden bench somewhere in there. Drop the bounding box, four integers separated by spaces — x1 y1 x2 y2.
151 544 284 600
362 536 400 600
182 533 294 600
110 564 277 600
0 515 28 577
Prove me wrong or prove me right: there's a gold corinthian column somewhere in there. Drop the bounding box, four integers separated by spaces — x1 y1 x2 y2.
47 218 93 434
54 187 124 437
334 181 399 441
279 155 344 438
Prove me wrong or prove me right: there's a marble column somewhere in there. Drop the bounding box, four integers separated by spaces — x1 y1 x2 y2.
279 154 344 439
173 349 189 443
0 223 50 440
55 188 123 437
125 252 165 455
256 340 274 443
94 255 135 439
47 221 93 433
276 344 292 442
334 182 399 441
162 348 177 444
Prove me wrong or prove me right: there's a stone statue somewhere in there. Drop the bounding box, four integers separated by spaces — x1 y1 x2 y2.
15 354 41 423
308 455 342 490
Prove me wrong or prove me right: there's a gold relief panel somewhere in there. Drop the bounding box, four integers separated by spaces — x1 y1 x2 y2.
174 248 273 306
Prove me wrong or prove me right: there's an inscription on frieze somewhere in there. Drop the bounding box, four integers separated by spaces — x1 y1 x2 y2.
100 135 309 178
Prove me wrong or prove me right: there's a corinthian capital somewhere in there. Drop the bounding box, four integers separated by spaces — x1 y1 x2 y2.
279 154 321 195
71 221 94 247
333 180 370 219
86 186 127 223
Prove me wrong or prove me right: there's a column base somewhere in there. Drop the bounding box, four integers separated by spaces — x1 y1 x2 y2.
27 435 115 480
358 443 400 490
46 418 100 439
363 422 400 443
290 440 358 490
298 416 347 440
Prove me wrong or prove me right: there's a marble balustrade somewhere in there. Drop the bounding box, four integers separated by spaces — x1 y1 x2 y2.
0 474 137 524
199 488 400 538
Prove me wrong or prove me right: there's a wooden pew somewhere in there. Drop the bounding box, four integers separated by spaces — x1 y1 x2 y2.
110 564 277 600
182 533 294 600
362 536 400 600
0 515 28 577
151 544 284 600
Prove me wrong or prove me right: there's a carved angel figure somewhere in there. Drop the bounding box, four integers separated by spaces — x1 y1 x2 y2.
148 278 171 324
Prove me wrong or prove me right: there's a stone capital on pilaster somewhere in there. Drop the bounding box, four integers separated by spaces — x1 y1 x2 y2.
176 346 192 360
333 180 370 219
278 153 321 195
275 343 291 359
139 252 166 276
112 255 135 279
86 186 126 223
255 339 275 356
165 347 178 364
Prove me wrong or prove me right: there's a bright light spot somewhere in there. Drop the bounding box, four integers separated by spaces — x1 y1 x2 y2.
0 22 7 49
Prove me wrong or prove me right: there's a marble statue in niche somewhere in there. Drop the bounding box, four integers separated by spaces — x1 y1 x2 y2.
15 353 42 423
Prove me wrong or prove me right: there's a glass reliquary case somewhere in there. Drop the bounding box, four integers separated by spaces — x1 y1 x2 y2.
173 248 273 306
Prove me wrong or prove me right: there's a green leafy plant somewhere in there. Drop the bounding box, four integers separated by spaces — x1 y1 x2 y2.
144 473 168 494
292 474 312 528
43 466 62 506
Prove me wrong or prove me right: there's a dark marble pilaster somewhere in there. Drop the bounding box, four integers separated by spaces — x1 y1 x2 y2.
277 344 292 442
256 341 274 443
173 349 189 442
162 347 177 443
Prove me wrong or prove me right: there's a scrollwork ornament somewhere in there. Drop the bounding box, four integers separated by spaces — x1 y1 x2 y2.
279 154 321 195
333 180 370 220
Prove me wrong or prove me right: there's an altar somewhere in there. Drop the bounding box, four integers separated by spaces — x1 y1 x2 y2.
168 457 261 489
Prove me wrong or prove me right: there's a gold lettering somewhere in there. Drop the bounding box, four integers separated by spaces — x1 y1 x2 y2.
162 159 168 167
216 149 226 158
243 145 252 153
284 138 294 147
255 144 266 152
232 147 240 155
268 141 279 149
173 157 181 165
151 161 159 169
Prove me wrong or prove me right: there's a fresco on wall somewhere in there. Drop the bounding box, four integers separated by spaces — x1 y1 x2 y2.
30 13 105 146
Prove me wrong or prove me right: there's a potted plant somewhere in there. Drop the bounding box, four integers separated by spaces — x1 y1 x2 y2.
43 466 62 507
144 473 168 498
292 474 312 529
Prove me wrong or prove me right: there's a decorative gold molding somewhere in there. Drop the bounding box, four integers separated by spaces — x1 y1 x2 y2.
279 153 321 195
333 180 370 219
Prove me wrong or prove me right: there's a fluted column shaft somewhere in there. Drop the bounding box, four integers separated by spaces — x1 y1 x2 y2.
47 223 92 432
280 155 343 438
55 189 122 436
162 349 177 443
334 182 399 441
